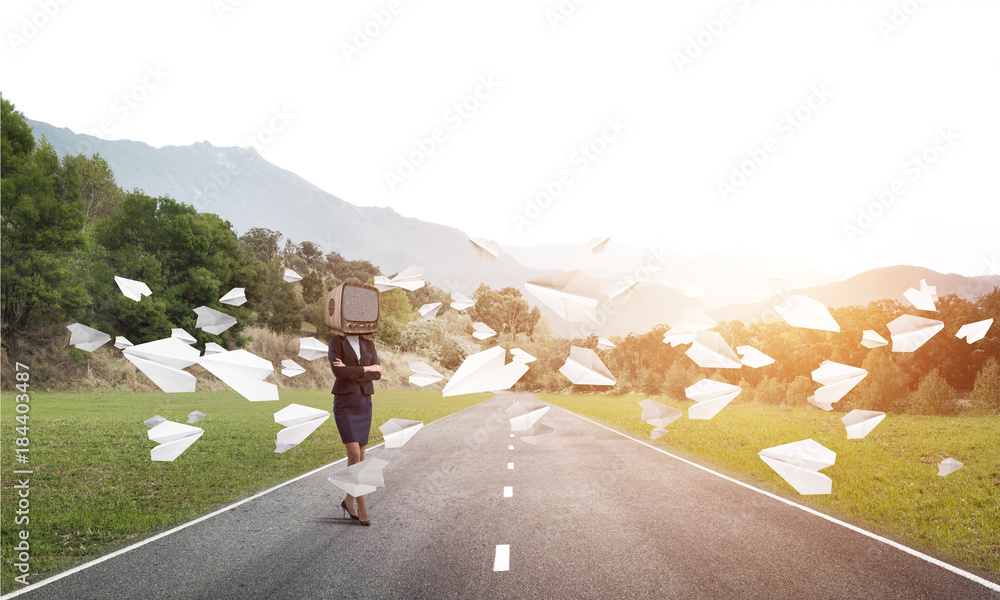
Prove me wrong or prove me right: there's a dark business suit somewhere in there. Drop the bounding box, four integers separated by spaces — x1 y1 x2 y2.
328 335 381 444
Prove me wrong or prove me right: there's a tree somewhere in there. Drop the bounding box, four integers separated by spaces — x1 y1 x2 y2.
970 358 1000 414
239 227 282 262
301 270 324 304
469 284 538 340
845 350 909 413
906 368 957 415
787 375 814 408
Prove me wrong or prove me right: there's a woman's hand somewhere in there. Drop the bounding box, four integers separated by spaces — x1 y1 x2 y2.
363 364 382 374
332 358 345 367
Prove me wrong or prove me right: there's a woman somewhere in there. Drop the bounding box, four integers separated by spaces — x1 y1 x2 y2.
328 333 382 526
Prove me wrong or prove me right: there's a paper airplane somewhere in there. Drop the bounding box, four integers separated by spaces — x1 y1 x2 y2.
114 336 133 350
510 348 536 363
379 418 424 448
220 287 247 306
203 342 226 356
808 361 867 411
597 337 616 350
144 415 166 428
298 337 328 361
373 266 425 292
171 328 197 345
283 269 302 283
114 276 152 302
469 237 502 262
638 399 682 428
274 403 330 453
418 302 442 320
678 282 705 298
737 345 775 368
759 439 836 495
887 315 944 352
861 330 888 349
956 318 993 344
472 322 497 340
199 349 278 402
686 330 742 369
442 346 529 397
450 292 474 311
408 362 444 387
663 325 698 347
194 306 238 335
903 279 938 311
650 427 668 440
775 295 840 332
525 270 602 322
685 379 741 419
67 323 111 352
505 400 549 432
188 410 206 424
148 420 204 462
521 422 555 445
559 346 616 386
681 309 717 330
327 457 388 496
587 235 611 253
841 409 885 439
604 279 639 301
281 359 305 377
123 337 201 393
937 457 962 477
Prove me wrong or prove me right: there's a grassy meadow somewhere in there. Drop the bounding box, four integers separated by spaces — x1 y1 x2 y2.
0 388 487 593
540 393 1000 581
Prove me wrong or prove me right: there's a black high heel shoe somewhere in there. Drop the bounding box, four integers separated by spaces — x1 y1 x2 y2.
341 500 359 521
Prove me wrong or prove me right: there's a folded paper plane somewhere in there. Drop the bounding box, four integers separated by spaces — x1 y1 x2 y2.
194 306 238 335
442 346 529 397
525 270 602 322
469 237 502 262
841 409 885 439
450 292 474 312
298 337 328 361
203 342 226 356
650 427 668 440
808 361 867 411
686 330 742 369
559 346 616 385
685 379 741 419
638 399 682 428
220 287 247 306
678 282 705 298
379 418 424 448
123 337 200 393
521 422 555 445
903 279 938 311
408 362 444 387
274 403 330 453
171 328 197 345
327 457 388 496
281 359 305 377
148 420 204 462
937 457 962 477
587 235 611 253
681 309 717 330
737 345 775 368
67 323 112 352
775 295 840 332
114 336 133 350
418 302 442 320
663 325 698 347
956 318 993 344
114 276 152 302
759 439 836 495
597 337 616 350
505 400 549 432
199 349 278 402
861 330 888 349
283 269 302 283
373 266 425 292
887 315 944 353
188 410 206 424
472 322 497 340
510 348 536 363
144 415 166 428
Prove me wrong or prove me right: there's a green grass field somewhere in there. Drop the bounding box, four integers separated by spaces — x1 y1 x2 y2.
540 393 1000 581
0 388 487 593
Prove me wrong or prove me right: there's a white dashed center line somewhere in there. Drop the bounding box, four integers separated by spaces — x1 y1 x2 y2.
507 462 514 470
503 486 513 498
493 545 510 571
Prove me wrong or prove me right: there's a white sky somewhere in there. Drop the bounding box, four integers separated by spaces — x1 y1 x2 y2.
2 0 998 278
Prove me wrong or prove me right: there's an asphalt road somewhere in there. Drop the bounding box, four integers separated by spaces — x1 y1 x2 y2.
10 393 999 599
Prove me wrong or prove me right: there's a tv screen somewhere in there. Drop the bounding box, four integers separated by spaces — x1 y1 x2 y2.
326 282 380 335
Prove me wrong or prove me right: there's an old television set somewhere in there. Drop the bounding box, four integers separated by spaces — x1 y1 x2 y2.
325 282 381 336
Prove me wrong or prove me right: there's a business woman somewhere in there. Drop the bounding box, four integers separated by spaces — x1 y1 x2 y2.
328 333 382 526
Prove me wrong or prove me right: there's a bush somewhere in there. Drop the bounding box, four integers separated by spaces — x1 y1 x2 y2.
969 358 1000 414
906 368 958 415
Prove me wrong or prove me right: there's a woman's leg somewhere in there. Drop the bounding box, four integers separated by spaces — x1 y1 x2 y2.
356 443 369 522
343 442 361 516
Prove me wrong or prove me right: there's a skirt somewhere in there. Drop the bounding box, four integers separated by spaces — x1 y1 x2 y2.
333 390 373 445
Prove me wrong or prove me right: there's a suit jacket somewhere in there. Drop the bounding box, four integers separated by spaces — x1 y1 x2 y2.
328 335 381 395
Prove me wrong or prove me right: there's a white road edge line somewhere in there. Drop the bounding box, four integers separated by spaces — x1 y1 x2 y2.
503 486 513 498
554 405 1000 593
493 544 510 571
